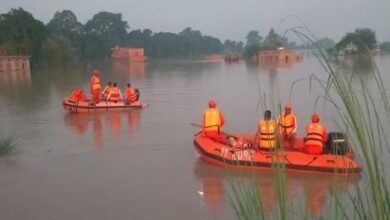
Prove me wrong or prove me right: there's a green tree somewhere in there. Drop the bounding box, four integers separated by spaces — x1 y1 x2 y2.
245 30 262 47
84 11 129 59
41 35 78 66
46 10 84 51
335 28 377 54
0 8 45 63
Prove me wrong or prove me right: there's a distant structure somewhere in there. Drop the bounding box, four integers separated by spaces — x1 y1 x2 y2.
205 54 224 62
111 46 147 62
225 54 240 62
0 47 30 72
253 48 303 67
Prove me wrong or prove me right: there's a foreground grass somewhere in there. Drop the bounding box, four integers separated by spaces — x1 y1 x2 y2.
227 28 390 220
0 136 15 157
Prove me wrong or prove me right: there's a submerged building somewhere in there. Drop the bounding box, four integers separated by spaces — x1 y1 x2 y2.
253 48 303 67
111 47 147 62
0 47 30 72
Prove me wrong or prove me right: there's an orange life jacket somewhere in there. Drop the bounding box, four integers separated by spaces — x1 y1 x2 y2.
68 89 88 102
109 87 121 101
258 119 276 149
204 108 222 132
305 123 326 147
102 85 112 97
90 75 100 90
278 113 297 134
126 87 137 102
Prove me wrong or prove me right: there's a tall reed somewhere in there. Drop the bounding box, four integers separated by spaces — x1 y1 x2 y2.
227 28 390 219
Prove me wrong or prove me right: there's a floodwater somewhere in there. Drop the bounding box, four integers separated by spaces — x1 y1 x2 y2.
0 55 389 219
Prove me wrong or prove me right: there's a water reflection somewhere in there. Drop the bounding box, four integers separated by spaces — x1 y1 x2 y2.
194 159 360 217
0 69 31 90
64 110 142 149
112 61 146 76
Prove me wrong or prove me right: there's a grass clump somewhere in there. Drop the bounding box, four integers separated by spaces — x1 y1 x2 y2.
0 136 15 157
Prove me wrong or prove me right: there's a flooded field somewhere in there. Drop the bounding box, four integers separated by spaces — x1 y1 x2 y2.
0 55 389 219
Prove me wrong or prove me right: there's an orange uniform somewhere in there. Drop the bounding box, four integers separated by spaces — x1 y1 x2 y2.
89 73 100 103
278 113 297 137
258 119 277 149
102 85 112 99
202 107 226 143
125 87 137 103
304 123 327 154
107 87 122 102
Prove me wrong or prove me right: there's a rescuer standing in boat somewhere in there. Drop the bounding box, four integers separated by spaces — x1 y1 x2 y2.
304 113 327 154
202 100 226 143
277 103 297 149
256 110 277 150
89 70 101 104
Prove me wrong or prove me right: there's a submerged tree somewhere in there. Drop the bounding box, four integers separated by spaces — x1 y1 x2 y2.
84 12 129 59
334 28 377 55
0 7 45 63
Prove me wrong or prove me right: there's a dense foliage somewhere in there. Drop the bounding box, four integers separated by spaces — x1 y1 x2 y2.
328 28 377 55
0 8 244 65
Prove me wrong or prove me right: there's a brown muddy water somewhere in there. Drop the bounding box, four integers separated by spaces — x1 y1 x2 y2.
0 55 389 219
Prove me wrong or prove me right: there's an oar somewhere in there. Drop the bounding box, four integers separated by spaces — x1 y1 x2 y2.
190 123 238 138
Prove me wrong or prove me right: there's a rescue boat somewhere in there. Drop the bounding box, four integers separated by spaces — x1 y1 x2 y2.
63 99 147 113
193 132 362 175
62 88 147 113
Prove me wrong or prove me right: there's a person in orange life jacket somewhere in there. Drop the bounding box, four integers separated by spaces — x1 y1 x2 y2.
277 102 297 149
89 70 101 103
304 113 327 155
125 83 138 103
101 81 113 99
255 110 277 150
106 83 122 102
202 99 226 143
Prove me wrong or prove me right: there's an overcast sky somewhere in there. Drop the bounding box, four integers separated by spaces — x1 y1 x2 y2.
1 0 389 43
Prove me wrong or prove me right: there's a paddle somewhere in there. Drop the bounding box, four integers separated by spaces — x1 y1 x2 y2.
190 123 238 138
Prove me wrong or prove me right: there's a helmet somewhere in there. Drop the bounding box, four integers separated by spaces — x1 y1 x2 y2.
284 102 292 110
311 112 320 122
208 99 217 108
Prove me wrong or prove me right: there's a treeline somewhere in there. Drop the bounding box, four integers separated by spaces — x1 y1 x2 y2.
0 8 244 65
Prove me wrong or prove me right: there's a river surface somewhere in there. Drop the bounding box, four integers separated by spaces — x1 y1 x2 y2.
0 54 389 219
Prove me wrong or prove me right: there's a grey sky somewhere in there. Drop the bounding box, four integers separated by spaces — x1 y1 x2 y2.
1 0 389 42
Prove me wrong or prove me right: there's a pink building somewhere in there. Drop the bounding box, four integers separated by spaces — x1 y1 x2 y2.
0 47 30 72
111 47 147 62
253 48 303 66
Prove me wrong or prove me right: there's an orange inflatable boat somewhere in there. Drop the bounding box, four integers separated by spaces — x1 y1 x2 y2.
193 132 362 175
63 89 147 113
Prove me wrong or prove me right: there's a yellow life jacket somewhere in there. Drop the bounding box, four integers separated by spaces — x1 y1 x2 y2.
278 113 296 134
109 87 121 101
90 75 100 90
258 119 276 149
305 123 325 147
204 108 221 132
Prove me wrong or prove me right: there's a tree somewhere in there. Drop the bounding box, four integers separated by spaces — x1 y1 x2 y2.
263 28 283 49
314 37 335 49
46 10 84 49
245 31 262 47
41 35 78 66
84 12 129 59
335 28 377 54
0 8 45 63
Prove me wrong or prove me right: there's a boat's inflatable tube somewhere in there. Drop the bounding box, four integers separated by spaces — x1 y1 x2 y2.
193 132 362 175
